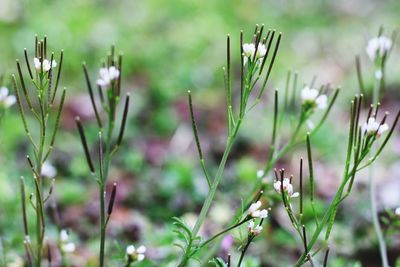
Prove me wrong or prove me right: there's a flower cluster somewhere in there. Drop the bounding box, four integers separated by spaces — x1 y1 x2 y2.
97 66 120 89
362 117 389 137
366 36 392 61
273 178 299 198
60 229 75 253
126 245 146 263
247 220 263 236
300 86 327 110
242 42 267 65
248 201 268 218
33 57 57 72
0 87 16 108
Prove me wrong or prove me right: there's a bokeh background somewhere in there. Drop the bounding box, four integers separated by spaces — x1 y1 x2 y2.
0 0 399 266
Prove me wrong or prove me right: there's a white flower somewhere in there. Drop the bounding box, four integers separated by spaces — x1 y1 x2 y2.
366 36 392 61
60 229 69 243
251 209 269 218
257 170 265 179
0 87 16 108
362 117 388 137
41 161 57 178
247 220 263 235
256 43 267 58
242 43 255 58
33 57 57 72
97 66 120 89
315 94 327 109
301 86 327 110
247 201 268 218
59 229 75 253
126 245 146 262
377 124 389 135
248 201 262 214
395 207 400 216
242 43 267 65
273 178 299 198
61 242 76 253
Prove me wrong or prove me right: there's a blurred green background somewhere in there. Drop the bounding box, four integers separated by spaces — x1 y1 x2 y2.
0 0 400 266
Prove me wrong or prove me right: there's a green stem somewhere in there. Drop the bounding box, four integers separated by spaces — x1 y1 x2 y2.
99 114 114 267
237 236 253 267
99 184 106 267
369 65 389 267
178 133 236 266
200 219 248 248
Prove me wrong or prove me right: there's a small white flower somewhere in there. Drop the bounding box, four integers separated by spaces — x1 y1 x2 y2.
60 229 69 243
242 43 255 58
248 201 262 215
97 66 120 89
256 43 267 58
33 57 57 72
251 209 269 218
273 178 299 198
247 220 263 235
61 242 75 253
41 161 57 178
0 87 16 108
247 201 268 218
257 170 265 179
377 123 389 136
301 86 327 110
362 117 388 137
315 95 327 109
395 207 400 216
126 244 146 262
33 58 41 70
59 229 75 253
366 36 392 61
242 43 266 65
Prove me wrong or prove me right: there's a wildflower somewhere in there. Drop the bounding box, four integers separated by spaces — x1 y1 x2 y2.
247 220 263 235
301 86 327 110
257 170 265 179
242 43 255 58
273 178 299 198
96 66 120 89
60 229 75 253
366 36 392 61
248 201 269 218
0 87 16 108
41 161 57 178
395 207 400 216
126 245 146 262
242 43 267 65
33 57 57 72
362 117 389 137
256 43 267 58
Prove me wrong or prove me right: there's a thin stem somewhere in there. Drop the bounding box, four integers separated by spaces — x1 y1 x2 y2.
306 134 319 228
200 219 249 248
237 236 254 267
369 64 389 267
